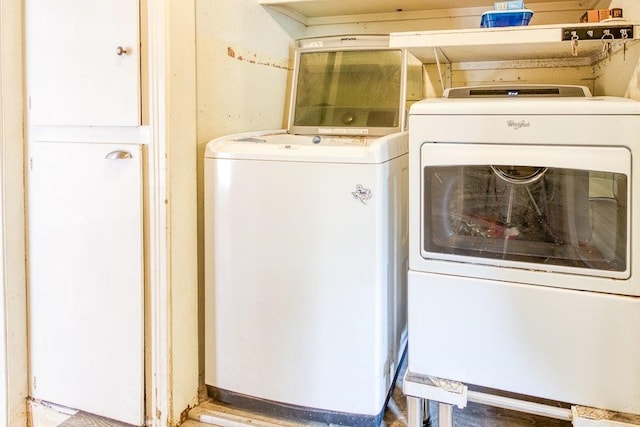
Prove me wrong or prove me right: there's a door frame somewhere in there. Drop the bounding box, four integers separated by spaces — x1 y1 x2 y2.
0 0 28 425
146 0 199 425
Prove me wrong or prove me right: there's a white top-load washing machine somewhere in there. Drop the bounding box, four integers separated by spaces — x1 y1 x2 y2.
204 35 422 425
403 85 640 425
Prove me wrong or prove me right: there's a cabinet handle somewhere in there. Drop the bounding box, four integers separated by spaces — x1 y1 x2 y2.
116 46 129 56
105 150 133 160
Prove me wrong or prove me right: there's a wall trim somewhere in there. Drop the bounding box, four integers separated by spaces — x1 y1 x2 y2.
146 0 199 425
0 0 28 425
146 0 170 424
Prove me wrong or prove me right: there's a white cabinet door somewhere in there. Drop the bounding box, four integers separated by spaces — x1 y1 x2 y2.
26 0 140 126
28 142 144 426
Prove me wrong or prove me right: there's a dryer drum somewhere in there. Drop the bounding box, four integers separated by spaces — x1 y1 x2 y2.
490 165 547 185
426 165 623 271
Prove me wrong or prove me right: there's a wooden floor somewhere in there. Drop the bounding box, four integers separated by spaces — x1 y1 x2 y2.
37 356 588 427
30 400 136 427
56 388 573 427
57 411 134 427
189 355 574 427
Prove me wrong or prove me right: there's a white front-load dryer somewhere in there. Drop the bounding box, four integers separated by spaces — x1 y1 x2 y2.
403 87 640 425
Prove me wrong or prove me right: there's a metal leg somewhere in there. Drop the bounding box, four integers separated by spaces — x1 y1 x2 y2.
407 396 424 427
423 399 431 425
438 403 454 427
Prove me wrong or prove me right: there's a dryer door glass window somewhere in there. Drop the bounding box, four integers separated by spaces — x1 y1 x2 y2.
423 164 628 273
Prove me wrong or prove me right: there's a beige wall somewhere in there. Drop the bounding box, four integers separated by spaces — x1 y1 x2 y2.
597 1 640 98
196 0 305 140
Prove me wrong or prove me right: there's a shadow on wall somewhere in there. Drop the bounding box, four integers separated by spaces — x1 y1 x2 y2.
625 51 640 100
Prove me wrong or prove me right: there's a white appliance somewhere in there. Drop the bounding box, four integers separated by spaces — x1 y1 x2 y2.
204 35 421 425
403 86 640 426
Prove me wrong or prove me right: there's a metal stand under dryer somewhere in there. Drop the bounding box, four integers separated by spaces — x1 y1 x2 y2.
404 372 640 427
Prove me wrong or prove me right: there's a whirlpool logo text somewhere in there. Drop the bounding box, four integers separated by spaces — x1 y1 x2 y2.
507 120 531 130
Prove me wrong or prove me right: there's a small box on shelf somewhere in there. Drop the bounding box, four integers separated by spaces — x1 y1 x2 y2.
580 8 622 23
611 8 623 19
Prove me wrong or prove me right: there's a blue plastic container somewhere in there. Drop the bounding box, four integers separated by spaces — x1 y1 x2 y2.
481 9 533 27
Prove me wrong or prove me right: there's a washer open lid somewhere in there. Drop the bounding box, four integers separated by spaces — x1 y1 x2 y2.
288 35 422 137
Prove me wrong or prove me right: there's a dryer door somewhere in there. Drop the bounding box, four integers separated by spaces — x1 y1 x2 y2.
420 143 630 281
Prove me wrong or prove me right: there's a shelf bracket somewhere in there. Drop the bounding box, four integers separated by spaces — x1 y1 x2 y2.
433 47 452 94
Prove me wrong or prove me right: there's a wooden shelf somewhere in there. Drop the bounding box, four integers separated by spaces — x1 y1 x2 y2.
260 0 638 67
258 0 574 25
390 22 640 65
259 0 565 18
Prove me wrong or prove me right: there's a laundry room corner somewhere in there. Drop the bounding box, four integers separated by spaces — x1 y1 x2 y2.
194 0 306 395
194 2 640 425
